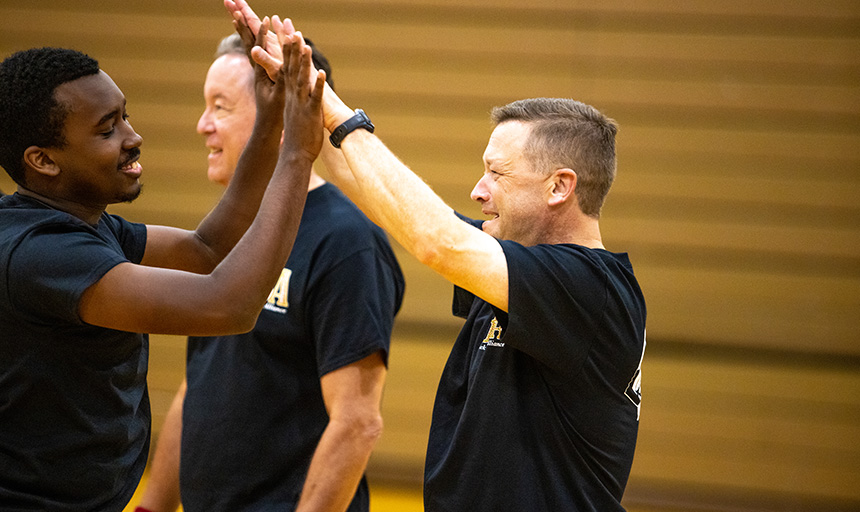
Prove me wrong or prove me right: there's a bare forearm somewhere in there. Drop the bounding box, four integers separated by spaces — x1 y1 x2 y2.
85 154 314 336
322 106 509 310
296 419 380 512
206 152 312 322
191 116 283 270
335 130 464 266
318 139 380 226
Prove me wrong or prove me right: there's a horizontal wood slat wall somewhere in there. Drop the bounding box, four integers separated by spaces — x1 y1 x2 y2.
2 1 857 509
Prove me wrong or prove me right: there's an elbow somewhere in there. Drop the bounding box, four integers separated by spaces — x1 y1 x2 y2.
231 307 262 334
345 412 384 450
367 414 384 445
223 303 262 334
412 236 447 271
412 236 460 278
199 296 263 335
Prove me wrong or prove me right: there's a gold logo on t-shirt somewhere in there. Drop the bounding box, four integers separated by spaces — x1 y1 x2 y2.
264 268 292 313
480 317 505 350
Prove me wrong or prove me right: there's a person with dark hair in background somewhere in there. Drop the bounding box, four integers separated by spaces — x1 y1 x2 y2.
228 1 647 510
136 27 404 512
0 26 326 510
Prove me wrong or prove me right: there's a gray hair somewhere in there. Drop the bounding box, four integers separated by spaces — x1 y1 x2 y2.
213 33 335 90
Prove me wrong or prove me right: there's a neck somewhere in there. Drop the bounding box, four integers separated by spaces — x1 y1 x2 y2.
572 216 604 249
540 212 604 249
17 186 105 225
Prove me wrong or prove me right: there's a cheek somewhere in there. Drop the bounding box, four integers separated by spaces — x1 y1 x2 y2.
220 121 248 151
227 114 255 146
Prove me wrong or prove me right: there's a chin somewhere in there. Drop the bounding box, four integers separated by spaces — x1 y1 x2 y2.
118 184 143 204
481 221 501 239
208 167 232 187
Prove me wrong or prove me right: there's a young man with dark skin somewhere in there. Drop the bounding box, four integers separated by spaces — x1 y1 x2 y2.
0 27 325 510
228 1 647 510
136 30 404 512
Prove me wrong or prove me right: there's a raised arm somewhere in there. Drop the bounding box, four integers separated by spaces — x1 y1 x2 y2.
78 31 328 336
228 2 510 310
141 17 281 274
321 96 510 312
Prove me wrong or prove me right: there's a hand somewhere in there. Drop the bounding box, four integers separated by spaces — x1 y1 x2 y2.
248 17 286 123
280 32 327 164
225 0 292 81
224 0 352 135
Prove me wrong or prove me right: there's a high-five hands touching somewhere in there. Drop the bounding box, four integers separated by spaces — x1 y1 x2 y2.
224 0 353 132
225 0 289 82
244 17 286 134
278 32 327 164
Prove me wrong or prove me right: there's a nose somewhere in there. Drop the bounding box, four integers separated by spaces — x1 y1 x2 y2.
197 108 213 135
470 173 490 203
122 121 143 149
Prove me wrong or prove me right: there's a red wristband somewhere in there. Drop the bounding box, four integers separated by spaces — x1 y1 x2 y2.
134 507 154 512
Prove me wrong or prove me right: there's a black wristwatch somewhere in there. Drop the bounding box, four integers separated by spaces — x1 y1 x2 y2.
329 109 374 148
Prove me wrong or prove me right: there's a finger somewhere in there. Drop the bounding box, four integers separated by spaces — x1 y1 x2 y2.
232 15 254 51
271 44 286 98
282 17 296 36
223 0 238 16
285 33 303 90
275 22 285 48
237 0 263 34
297 42 314 93
250 47 282 81
310 69 327 107
271 14 283 35
256 16 270 52
251 17 272 81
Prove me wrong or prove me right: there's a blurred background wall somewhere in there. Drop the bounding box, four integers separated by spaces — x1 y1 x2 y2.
2 1 858 510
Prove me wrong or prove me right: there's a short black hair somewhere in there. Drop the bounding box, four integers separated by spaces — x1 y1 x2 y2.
0 47 100 186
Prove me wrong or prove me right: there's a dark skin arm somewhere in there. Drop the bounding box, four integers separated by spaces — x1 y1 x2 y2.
140 17 283 276
79 26 327 336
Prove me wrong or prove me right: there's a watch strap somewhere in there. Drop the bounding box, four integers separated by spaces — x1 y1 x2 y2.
329 109 374 148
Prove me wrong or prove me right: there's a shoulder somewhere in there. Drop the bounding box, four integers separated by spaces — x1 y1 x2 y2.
0 197 93 249
502 241 631 273
305 184 392 249
500 242 641 309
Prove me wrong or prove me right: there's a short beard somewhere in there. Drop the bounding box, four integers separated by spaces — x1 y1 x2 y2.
118 183 143 204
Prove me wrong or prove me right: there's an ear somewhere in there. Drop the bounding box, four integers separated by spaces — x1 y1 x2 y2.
547 168 577 206
23 146 61 177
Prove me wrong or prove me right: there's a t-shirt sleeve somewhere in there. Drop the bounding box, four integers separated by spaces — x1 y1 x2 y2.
8 221 143 325
493 240 609 375
308 246 401 377
104 213 147 265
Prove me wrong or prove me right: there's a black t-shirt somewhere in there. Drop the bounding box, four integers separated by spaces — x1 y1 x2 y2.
424 226 646 511
0 193 150 511
181 184 404 511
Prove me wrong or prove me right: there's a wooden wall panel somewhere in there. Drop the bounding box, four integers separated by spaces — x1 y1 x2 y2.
2 1 858 509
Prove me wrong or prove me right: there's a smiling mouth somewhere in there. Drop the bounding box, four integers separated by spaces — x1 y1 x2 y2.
119 160 142 179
